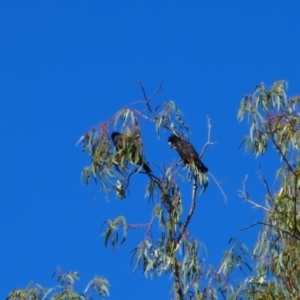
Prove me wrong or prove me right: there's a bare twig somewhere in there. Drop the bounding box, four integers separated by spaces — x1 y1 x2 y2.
199 116 217 158
131 108 156 122
209 172 228 204
128 215 156 237
239 175 269 212
240 221 300 241
137 81 182 135
257 163 274 204
137 81 163 117
198 116 227 202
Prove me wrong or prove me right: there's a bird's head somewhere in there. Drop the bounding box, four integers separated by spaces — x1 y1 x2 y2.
111 131 121 140
168 134 181 148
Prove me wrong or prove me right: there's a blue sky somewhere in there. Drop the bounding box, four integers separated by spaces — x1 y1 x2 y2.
1 1 300 299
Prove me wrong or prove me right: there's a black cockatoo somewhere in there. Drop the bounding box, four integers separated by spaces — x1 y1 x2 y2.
168 134 208 173
111 131 151 174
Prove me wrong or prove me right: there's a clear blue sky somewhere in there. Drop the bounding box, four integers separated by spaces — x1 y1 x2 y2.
1 1 300 299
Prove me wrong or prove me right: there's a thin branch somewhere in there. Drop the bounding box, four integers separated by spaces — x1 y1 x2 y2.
277 274 296 296
124 168 138 189
239 175 269 212
257 163 274 203
137 81 180 134
293 174 298 236
267 116 299 235
127 223 150 229
128 215 156 236
137 81 163 117
199 116 217 158
268 106 298 235
242 197 269 212
240 221 300 241
270 135 295 175
267 115 296 176
209 172 228 204
131 108 156 122
195 116 227 203
146 81 163 103
177 178 198 243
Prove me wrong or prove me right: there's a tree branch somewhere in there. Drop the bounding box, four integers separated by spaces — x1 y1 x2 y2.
238 175 269 212
240 221 300 241
257 163 274 204
137 81 163 117
209 172 228 204
267 115 299 236
267 114 296 176
173 257 184 299
177 178 198 243
199 116 217 158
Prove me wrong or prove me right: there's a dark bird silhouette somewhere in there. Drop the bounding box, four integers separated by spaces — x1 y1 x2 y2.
168 134 208 173
111 131 151 174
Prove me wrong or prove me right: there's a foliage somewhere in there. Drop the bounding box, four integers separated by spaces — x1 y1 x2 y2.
78 82 215 299
77 80 300 299
6 269 109 300
235 81 300 299
8 80 300 300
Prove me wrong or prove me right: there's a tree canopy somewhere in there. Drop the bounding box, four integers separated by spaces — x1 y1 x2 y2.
7 81 300 300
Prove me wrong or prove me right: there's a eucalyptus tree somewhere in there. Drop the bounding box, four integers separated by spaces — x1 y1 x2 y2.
8 81 300 300
231 81 300 299
78 82 214 299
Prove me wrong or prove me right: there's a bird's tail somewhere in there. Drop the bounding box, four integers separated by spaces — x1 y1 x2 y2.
196 161 208 173
137 156 151 173
142 162 152 174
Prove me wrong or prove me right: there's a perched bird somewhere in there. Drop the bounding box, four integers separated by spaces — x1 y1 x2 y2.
111 131 151 174
168 134 208 173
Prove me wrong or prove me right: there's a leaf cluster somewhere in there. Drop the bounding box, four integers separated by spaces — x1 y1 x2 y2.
234 81 300 299
77 83 214 299
6 269 109 300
